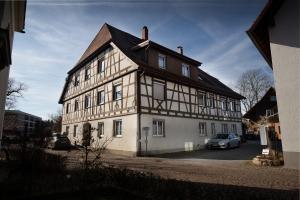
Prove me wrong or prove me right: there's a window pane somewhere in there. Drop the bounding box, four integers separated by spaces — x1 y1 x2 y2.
114 85 122 100
158 54 166 69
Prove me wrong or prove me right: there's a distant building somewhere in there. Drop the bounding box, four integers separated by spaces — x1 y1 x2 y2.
243 87 281 140
59 23 244 155
247 0 299 169
0 1 27 145
3 110 42 138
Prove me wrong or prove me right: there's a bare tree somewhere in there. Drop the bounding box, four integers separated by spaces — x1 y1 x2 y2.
6 78 27 109
236 69 273 113
48 108 62 133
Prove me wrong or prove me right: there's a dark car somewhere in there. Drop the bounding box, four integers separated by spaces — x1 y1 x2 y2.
45 134 71 150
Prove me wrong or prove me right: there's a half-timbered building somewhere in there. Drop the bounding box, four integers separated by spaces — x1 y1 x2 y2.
59 23 244 155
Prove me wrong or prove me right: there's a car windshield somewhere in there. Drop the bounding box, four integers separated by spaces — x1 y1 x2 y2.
214 134 229 139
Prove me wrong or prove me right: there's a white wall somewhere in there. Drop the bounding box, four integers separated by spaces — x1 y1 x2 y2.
63 114 138 155
140 114 242 154
268 0 300 169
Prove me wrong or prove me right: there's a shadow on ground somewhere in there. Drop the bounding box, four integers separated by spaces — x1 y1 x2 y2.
155 141 262 160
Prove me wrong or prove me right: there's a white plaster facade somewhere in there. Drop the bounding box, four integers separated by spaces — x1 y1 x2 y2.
268 0 300 169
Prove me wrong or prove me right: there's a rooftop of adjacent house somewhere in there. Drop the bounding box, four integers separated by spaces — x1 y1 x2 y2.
243 87 277 121
59 23 244 103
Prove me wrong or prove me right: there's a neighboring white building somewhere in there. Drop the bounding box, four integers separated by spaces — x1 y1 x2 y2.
59 23 244 155
247 0 299 169
0 1 26 147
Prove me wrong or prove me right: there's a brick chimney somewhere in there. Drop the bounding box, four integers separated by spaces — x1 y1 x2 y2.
177 46 183 54
141 26 148 41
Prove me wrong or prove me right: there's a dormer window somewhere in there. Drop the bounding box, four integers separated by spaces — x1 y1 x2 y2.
158 54 166 69
182 63 190 77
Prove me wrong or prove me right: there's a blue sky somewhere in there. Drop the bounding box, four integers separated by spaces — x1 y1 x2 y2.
10 0 272 119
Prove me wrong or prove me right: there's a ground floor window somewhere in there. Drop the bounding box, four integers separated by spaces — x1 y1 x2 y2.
113 120 122 137
222 124 228 134
73 125 78 137
211 123 216 136
153 119 165 136
66 126 69 135
231 124 237 133
199 122 207 136
97 122 104 138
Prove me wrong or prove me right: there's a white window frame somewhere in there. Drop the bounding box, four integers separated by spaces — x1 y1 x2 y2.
158 54 166 69
85 66 91 81
84 95 91 109
113 84 122 101
97 122 104 138
113 120 122 137
97 90 105 105
74 73 80 86
221 99 226 110
222 124 228 134
198 92 205 106
153 119 165 137
211 123 216 136
231 124 237 133
199 122 207 136
66 103 71 114
98 59 105 73
181 63 190 77
74 99 79 111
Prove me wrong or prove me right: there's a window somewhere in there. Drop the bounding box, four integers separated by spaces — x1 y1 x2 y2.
222 124 228 134
74 99 79 111
198 92 205 106
66 126 69 135
73 125 78 137
97 122 104 138
66 103 71 113
97 59 105 73
221 99 227 110
113 120 122 137
97 90 105 105
231 124 237 133
199 122 207 136
113 84 122 101
153 119 165 136
206 94 212 107
230 101 235 111
211 123 216 136
181 63 190 77
85 67 91 81
158 54 166 69
153 81 165 100
74 74 80 86
84 95 91 109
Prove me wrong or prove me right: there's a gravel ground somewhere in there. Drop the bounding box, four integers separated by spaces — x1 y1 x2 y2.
46 145 300 191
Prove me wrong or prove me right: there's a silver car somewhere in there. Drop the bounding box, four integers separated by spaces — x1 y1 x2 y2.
206 133 241 149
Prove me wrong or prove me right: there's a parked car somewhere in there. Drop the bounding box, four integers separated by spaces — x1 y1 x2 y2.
206 133 241 149
45 134 71 150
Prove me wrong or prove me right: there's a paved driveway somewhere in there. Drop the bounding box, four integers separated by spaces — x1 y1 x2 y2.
154 140 262 167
